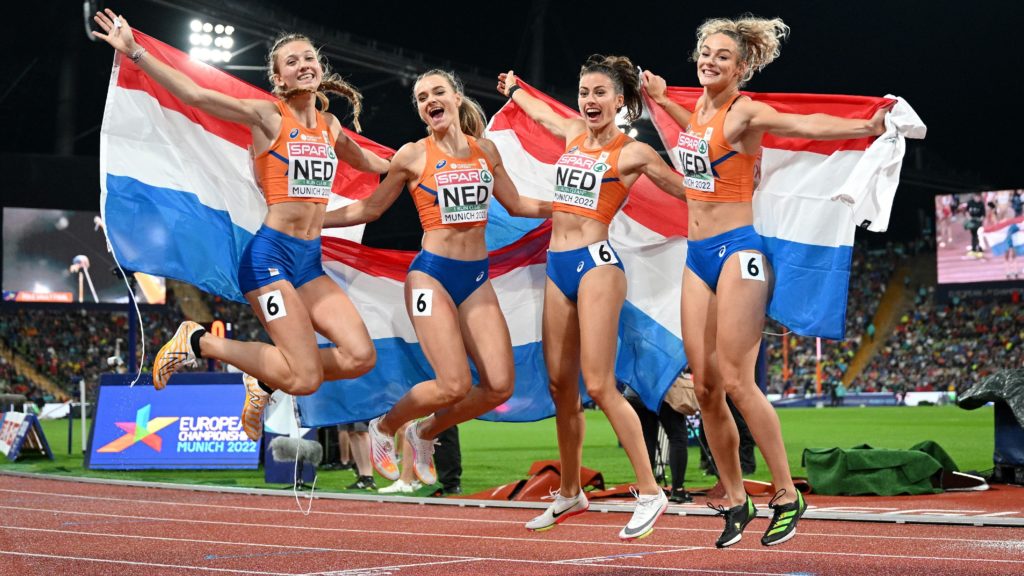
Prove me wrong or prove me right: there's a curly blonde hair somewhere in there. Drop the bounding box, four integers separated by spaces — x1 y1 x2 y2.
413 69 487 138
691 16 790 86
266 33 364 132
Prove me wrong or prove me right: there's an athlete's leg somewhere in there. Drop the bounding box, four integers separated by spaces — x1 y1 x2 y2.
376 271 472 436
682 268 746 507
577 266 660 495
417 282 514 439
197 279 324 395
715 251 797 504
542 279 584 498
297 275 376 380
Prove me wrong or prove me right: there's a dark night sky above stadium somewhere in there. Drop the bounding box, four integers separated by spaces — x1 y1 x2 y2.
3 1 1022 217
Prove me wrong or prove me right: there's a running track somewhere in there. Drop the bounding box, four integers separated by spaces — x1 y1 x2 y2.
1 475 1023 575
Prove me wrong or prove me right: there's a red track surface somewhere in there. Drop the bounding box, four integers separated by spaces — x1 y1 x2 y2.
1 475 1023 576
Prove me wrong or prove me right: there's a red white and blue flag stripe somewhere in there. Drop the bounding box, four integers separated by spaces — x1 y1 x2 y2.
99 32 389 303
643 85 925 340
982 216 1024 257
100 33 923 423
484 81 689 412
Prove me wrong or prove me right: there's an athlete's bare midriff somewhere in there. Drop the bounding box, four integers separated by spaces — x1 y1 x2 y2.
686 199 754 240
549 211 610 252
264 201 326 240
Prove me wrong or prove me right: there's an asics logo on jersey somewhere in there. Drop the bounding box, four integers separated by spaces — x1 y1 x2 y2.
576 261 585 272
289 128 299 138
718 246 727 258
475 271 485 282
435 159 447 169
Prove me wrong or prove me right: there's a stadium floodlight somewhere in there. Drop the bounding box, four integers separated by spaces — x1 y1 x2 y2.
187 18 235 65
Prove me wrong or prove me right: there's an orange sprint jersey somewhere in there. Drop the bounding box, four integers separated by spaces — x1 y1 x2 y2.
252 100 338 206
552 132 630 225
411 136 494 231
679 93 758 203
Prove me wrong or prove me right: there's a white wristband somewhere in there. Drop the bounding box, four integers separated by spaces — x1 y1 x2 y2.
129 47 146 64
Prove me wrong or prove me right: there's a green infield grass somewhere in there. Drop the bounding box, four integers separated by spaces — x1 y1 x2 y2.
0 404 994 496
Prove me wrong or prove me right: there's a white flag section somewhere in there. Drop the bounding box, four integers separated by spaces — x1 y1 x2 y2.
643 86 926 339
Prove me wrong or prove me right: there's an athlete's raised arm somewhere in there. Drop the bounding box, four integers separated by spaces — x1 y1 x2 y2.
496 70 584 141
93 9 276 138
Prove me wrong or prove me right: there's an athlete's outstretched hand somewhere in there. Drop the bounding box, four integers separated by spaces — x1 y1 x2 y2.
866 103 894 137
92 8 140 56
497 70 518 97
641 71 668 104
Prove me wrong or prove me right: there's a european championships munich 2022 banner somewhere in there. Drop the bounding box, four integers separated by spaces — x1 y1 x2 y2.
87 373 259 469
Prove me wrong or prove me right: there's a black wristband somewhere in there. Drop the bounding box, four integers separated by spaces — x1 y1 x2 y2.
507 85 521 99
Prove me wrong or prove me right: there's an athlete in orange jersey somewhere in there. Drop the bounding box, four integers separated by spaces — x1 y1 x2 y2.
324 70 550 486
94 10 388 441
497 56 685 541
644 16 888 548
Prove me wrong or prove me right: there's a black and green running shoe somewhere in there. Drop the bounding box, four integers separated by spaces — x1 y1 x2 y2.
710 495 757 548
761 490 807 546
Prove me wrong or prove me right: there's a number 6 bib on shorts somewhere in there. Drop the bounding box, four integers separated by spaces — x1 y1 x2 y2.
546 240 625 302
684 225 766 293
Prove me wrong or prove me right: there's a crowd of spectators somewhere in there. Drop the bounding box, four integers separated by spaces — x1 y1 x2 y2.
0 287 267 403
854 291 1024 395
0 303 180 400
763 241 910 396
0 355 48 405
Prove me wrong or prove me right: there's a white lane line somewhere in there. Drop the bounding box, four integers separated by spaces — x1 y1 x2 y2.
298 558 484 576
0 525 788 576
0 524 469 560
3 506 1022 567
0 506 679 549
1 488 1018 546
0 550 292 575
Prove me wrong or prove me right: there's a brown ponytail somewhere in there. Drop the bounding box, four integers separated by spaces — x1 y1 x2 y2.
579 54 642 123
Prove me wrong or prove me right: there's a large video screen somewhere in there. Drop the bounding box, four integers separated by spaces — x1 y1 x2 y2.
936 191 1024 284
2 208 165 304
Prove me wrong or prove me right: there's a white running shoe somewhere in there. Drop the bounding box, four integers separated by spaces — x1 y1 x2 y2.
378 479 422 494
618 488 669 541
525 490 589 531
368 417 400 481
405 420 438 485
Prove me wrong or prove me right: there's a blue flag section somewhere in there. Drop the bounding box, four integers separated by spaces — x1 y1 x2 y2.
86 373 259 470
